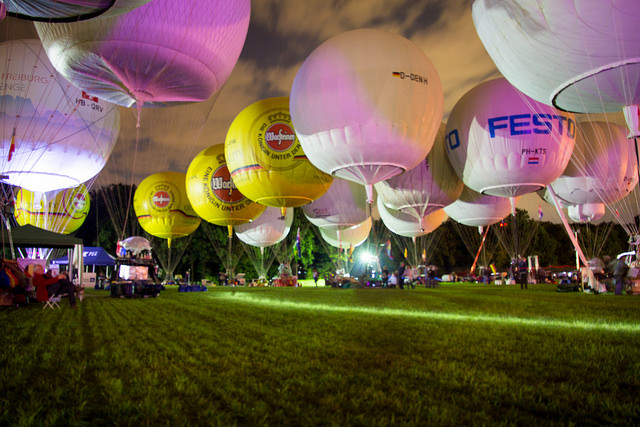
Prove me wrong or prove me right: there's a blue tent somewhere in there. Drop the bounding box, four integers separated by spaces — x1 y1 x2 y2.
52 247 115 266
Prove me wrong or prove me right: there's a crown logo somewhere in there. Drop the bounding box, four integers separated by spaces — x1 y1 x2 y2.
268 111 290 123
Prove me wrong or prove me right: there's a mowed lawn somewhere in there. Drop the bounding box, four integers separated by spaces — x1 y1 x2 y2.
1 284 639 426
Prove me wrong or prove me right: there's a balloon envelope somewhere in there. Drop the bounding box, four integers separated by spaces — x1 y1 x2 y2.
225 97 332 208
3 0 152 21
0 39 120 192
548 121 633 206
472 0 640 114
568 203 606 223
134 172 201 241
290 28 443 196
445 78 575 198
235 207 293 248
443 186 512 227
14 184 90 234
35 0 250 107
302 178 368 230
319 217 372 249
377 197 447 239
186 144 266 227
375 123 463 220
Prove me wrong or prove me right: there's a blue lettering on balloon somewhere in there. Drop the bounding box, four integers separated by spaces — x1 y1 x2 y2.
446 129 460 150
510 114 531 135
488 116 509 138
486 114 575 139
532 114 552 134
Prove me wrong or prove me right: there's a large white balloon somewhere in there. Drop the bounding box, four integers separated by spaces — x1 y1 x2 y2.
35 0 250 107
290 28 443 201
3 0 151 21
472 0 640 120
445 78 576 198
375 123 463 220
319 217 372 249
549 121 633 206
444 186 512 228
235 207 293 248
0 39 120 192
377 197 446 239
302 178 368 230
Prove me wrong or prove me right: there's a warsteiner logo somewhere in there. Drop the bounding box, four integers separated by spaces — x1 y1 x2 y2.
265 123 295 152
73 193 87 211
153 191 171 208
211 165 244 204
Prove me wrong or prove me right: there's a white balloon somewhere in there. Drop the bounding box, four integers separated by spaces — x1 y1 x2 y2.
445 78 575 198
302 178 368 230
472 0 640 115
375 123 463 220
568 203 606 223
235 207 293 248
0 39 120 192
444 186 512 227
549 121 632 206
319 217 372 249
35 0 250 107
290 28 443 201
377 197 447 239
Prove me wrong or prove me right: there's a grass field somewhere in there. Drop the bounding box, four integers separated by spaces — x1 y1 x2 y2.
1 283 639 426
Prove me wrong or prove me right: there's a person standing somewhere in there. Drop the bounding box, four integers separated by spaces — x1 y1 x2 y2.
312 268 319 287
398 262 406 290
613 257 629 295
381 266 389 288
517 257 528 290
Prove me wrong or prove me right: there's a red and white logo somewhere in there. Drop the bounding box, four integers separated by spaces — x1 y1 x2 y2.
72 193 86 211
265 123 295 152
153 191 171 208
211 166 243 204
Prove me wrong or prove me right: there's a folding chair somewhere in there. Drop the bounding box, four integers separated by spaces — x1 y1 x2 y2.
42 295 62 310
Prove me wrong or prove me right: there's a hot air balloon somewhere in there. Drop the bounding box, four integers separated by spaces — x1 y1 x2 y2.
443 186 512 228
376 197 447 239
35 0 250 107
445 78 575 198
235 207 293 248
375 123 463 221
319 217 372 249
568 203 606 223
290 28 444 202
302 178 368 230
3 0 152 22
133 172 201 247
234 207 294 282
225 97 332 208
0 39 120 192
472 0 640 133
186 144 266 232
14 184 90 234
547 121 633 207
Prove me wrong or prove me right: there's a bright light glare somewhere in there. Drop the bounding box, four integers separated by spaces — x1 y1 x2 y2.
218 293 640 334
360 252 378 263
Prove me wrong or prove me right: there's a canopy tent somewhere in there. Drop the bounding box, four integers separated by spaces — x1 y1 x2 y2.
51 247 115 266
0 224 82 248
0 224 84 284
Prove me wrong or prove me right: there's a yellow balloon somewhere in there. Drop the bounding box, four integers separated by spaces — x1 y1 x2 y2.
14 184 90 234
186 144 266 227
225 97 332 207
134 172 201 241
